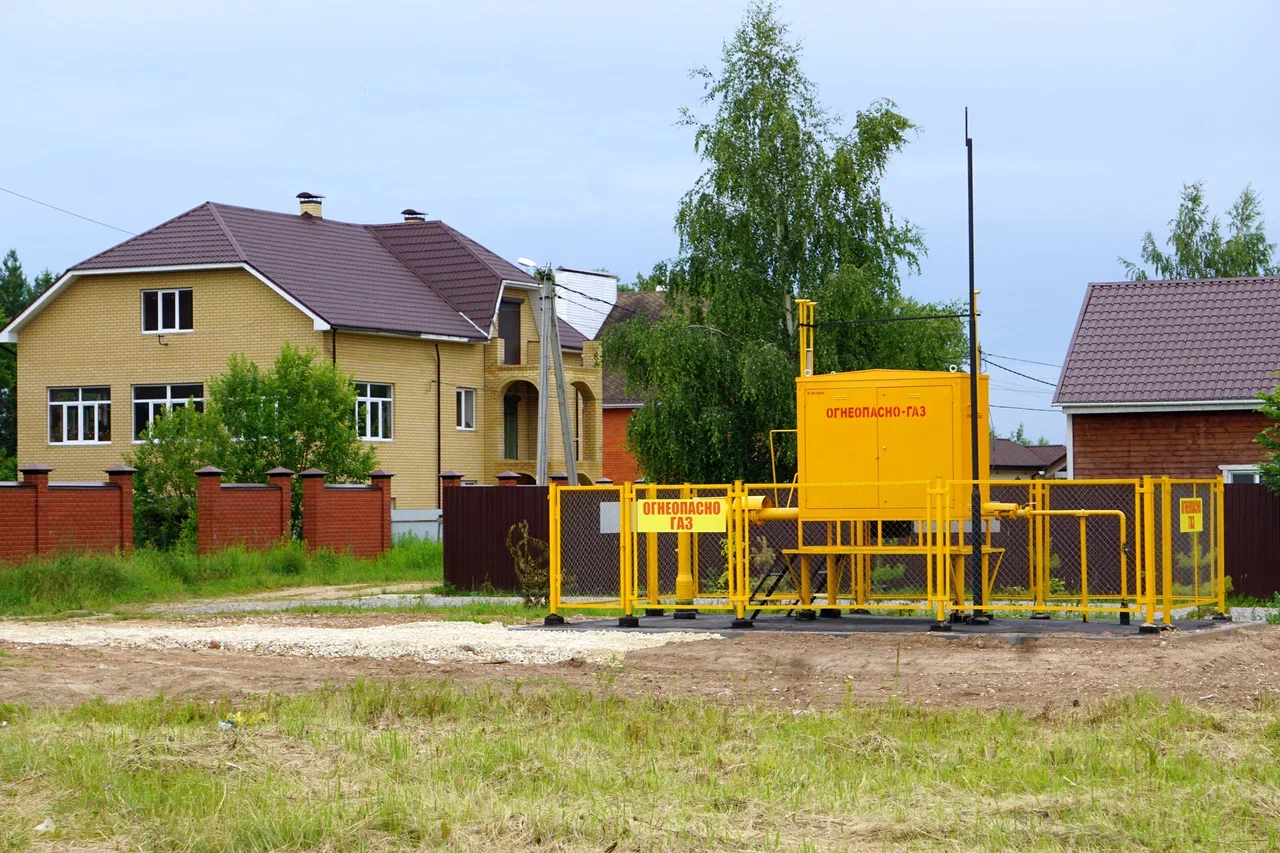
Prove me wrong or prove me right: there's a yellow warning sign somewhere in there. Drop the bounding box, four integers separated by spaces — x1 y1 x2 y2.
635 498 728 533
1179 497 1204 533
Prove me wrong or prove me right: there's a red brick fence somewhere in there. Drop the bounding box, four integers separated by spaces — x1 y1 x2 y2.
0 464 135 561
0 464 393 562
196 466 394 557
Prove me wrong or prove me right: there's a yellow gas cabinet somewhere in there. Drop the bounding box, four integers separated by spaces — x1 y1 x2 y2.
795 369 989 520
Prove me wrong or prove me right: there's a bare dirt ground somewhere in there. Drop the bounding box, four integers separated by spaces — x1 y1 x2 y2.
2 613 1277 713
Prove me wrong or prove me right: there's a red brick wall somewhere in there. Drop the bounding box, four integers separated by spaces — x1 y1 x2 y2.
0 465 134 562
603 407 641 483
301 469 393 557
196 468 292 555
1072 410 1270 479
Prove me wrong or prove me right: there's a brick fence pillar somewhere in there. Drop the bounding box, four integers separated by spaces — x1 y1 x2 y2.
440 470 464 489
267 467 295 542
19 464 52 555
370 469 395 553
496 470 520 487
300 468 326 549
105 464 136 553
195 466 224 556
549 471 569 486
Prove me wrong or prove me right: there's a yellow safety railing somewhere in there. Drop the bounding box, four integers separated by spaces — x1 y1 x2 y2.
546 476 1228 627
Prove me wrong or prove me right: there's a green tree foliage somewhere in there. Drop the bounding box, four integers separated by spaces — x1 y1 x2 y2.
0 248 50 320
211 344 377 484
1120 181 1278 280
127 344 379 546
603 2 963 483
0 249 55 467
1255 384 1280 493
126 403 232 547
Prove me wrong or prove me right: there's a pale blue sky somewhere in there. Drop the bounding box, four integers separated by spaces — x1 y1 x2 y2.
3 0 1277 442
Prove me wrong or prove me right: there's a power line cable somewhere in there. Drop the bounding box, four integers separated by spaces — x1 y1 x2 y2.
0 186 135 235
982 355 1056 386
990 404 1057 412
982 351 1062 369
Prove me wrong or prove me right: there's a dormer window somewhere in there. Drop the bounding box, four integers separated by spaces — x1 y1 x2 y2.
142 289 193 333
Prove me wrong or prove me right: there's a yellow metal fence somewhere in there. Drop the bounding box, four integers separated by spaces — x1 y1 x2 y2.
547 477 1226 626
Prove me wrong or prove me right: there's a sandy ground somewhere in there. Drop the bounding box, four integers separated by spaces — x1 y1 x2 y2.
1 613 1277 712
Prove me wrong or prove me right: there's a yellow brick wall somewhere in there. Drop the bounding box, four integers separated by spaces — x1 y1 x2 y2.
15 270 603 503
17 269 323 482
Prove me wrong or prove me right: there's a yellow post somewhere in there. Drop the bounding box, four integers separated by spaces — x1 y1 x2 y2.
1079 515 1089 621
733 480 748 620
646 484 659 608
548 483 561 617
856 521 867 605
675 483 694 605
1216 476 1227 616
826 522 838 608
1142 476 1157 629
619 482 633 617
1161 476 1173 625
1030 482 1042 611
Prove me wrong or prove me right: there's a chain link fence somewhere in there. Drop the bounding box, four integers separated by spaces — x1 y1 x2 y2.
548 478 1227 623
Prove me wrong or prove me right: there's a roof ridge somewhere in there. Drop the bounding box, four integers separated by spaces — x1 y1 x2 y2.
364 223 487 338
71 201 220 269
205 203 247 261
437 221 533 283
1087 275 1280 287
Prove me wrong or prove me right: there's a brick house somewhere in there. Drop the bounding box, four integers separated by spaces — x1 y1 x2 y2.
0 195 602 514
989 438 1067 480
1054 276 1280 481
598 290 665 482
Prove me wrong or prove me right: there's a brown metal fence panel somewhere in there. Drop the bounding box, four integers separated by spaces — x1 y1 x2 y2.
1224 483 1280 600
443 485 548 591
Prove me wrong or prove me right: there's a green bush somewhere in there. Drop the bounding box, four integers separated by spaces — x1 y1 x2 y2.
870 561 906 587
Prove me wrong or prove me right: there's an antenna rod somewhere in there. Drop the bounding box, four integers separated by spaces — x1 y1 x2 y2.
966 107 987 623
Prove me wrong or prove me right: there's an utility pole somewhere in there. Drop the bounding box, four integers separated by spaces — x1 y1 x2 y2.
966 108 988 625
531 262 578 486
535 269 551 485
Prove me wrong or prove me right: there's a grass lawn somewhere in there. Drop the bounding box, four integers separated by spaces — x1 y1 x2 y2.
0 683 1277 851
0 537 443 617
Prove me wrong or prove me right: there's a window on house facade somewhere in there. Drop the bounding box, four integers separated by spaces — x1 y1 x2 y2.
48 387 111 444
141 289 193 333
1220 465 1261 484
503 395 519 459
498 298 522 365
355 382 393 441
456 387 475 430
133 384 203 440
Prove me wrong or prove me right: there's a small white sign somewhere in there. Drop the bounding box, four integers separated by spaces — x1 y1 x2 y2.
599 502 620 534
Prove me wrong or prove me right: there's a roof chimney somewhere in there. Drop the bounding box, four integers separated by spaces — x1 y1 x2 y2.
297 192 324 218
401 208 427 223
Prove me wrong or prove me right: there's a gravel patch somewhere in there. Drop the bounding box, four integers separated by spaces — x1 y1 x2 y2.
0 620 718 666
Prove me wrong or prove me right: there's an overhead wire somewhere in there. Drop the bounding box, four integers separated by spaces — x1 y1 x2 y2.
0 186 136 235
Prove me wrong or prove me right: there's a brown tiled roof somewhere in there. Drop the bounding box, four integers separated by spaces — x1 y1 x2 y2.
368 220 535 329
991 438 1066 470
67 202 549 341
599 290 666 406
1054 277 1280 406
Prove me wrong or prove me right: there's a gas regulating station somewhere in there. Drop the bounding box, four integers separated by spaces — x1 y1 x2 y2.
544 298 1227 634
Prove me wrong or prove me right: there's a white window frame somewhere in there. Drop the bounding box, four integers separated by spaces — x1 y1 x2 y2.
1219 464 1262 484
456 387 476 431
48 387 111 445
132 383 204 442
355 382 393 442
141 288 194 334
